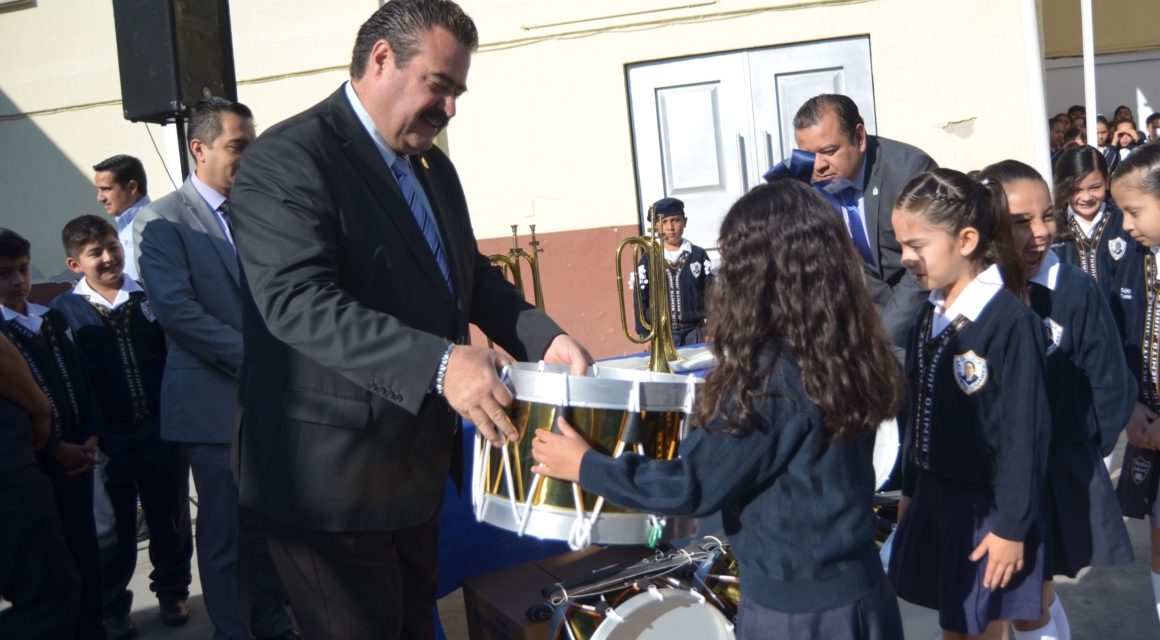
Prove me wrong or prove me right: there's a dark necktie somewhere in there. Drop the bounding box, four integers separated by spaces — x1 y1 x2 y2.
838 187 875 267
391 155 455 296
218 200 236 252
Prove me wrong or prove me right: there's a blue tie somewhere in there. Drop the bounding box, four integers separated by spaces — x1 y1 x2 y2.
391 155 456 297
838 187 875 267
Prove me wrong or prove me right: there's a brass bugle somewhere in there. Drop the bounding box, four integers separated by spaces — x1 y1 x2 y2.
615 220 682 373
488 224 545 310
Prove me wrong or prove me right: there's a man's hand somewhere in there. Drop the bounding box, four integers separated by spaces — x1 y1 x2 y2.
969 532 1025 590
441 345 516 447
542 334 593 376
53 442 97 476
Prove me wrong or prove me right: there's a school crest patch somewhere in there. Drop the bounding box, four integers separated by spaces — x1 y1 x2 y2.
140 299 156 323
1132 454 1152 485
1109 237 1127 261
691 262 702 278
1043 318 1063 356
953 350 988 395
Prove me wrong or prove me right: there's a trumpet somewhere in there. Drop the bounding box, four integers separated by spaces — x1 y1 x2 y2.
488 224 546 310
615 220 682 373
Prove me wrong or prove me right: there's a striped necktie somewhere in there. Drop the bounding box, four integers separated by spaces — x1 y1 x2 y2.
391 155 455 297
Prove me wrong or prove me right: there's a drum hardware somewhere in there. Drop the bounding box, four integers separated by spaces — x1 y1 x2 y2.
538 540 737 640
472 362 701 549
615 210 683 373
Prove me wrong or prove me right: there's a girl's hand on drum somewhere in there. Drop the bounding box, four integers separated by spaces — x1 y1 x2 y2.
441 345 518 447
542 334 594 376
968 532 1024 591
530 417 590 482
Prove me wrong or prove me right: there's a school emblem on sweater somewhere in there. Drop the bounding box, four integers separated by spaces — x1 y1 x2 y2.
1109 237 1127 261
1043 318 1063 356
953 350 988 395
691 262 702 278
140 299 156 323
1132 454 1152 485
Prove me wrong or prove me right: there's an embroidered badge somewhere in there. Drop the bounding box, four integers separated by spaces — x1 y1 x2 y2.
690 262 702 278
141 299 157 323
1109 237 1127 261
1132 454 1152 485
1043 318 1063 356
703 260 713 276
953 350 988 395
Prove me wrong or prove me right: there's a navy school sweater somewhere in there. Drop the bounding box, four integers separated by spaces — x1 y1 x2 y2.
0 307 103 455
1028 258 1135 454
899 289 1051 542
51 288 166 428
1052 205 1133 308
580 344 885 614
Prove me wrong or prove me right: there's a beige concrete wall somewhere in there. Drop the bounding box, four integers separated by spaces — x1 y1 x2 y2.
453 0 1042 241
2 0 1042 284
0 1 373 280
1043 0 1160 58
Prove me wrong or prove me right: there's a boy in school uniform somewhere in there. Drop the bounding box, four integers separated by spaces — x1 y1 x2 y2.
0 228 106 639
633 197 715 346
51 215 193 638
0 332 82 639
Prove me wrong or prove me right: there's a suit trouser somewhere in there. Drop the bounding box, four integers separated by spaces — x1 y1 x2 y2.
185 443 293 640
101 423 193 616
0 465 81 640
38 460 107 640
258 511 440 640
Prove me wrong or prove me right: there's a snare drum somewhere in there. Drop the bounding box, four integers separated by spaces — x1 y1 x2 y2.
472 362 702 547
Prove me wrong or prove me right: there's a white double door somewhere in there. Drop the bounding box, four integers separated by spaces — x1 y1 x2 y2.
627 36 876 251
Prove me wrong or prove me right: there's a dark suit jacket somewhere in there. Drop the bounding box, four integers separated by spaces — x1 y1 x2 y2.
229 86 564 533
860 135 937 348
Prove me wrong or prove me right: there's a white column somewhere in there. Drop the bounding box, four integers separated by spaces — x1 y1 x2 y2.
1081 0 1098 141
1021 0 1052 182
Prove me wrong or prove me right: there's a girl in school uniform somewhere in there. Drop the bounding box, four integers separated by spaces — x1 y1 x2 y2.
1052 145 1131 299
887 168 1052 640
1108 143 1160 627
981 160 1135 640
531 178 906 640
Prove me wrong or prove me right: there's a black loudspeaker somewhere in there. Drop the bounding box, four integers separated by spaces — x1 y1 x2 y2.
112 0 237 124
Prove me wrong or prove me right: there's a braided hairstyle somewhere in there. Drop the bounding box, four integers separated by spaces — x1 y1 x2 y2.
894 168 1026 300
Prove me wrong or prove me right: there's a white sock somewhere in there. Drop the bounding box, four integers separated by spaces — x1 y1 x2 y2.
1105 451 1116 474
1152 571 1160 625
1049 593 1071 640
1013 616 1060 640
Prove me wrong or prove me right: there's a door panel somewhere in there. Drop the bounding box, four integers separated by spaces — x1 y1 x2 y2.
628 36 875 250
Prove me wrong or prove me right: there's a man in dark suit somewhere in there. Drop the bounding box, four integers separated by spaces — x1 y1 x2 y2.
228 1 592 638
794 94 936 350
134 98 296 640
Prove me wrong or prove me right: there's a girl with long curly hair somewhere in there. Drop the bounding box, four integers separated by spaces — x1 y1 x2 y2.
887 168 1052 640
531 178 905 640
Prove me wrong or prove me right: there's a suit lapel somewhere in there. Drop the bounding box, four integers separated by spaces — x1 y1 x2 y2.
862 137 883 276
180 180 239 284
325 89 455 308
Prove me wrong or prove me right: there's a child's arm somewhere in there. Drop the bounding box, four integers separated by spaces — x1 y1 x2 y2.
1076 276 1137 453
991 311 1051 543
534 404 808 519
0 336 51 449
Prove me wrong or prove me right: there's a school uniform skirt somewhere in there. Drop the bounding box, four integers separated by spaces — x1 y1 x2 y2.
888 471 1045 635
735 574 903 640
1043 441 1133 577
